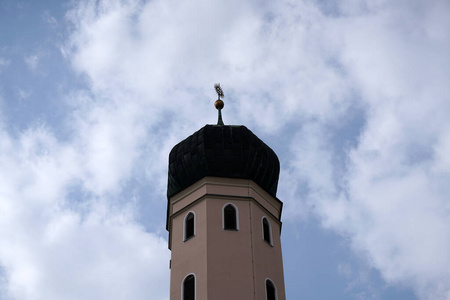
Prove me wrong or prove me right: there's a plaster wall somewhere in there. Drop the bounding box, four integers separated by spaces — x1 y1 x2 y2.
168 177 285 300
250 201 286 300
205 197 255 299
170 200 208 300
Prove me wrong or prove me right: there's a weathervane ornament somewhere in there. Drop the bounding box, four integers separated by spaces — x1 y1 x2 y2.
214 83 224 100
214 83 225 125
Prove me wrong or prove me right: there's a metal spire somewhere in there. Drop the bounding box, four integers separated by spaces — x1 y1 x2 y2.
214 83 225 125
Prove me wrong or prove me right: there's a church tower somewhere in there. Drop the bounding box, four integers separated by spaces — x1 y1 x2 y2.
166 85 286 300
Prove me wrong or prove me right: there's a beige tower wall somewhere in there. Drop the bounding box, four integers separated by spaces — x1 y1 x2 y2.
170 199 208 300
205 197 255 299
168 177 286 300
250 201 286 300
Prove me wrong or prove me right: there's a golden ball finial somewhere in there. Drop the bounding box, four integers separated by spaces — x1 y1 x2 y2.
215 99 224 110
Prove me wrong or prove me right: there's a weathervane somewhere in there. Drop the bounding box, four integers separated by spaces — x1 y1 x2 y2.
214 83 224 100
214 83 225 125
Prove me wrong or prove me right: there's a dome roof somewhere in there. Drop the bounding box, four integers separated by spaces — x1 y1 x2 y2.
167 124 280 198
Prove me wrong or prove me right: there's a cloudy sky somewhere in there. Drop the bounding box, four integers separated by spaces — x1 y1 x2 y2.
0 0 449 299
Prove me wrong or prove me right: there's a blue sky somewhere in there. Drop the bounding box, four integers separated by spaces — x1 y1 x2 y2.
0 0 449 299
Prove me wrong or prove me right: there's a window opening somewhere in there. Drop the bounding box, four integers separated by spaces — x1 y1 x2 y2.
183 274 195 300
224 204 237 230
263 217 272 245
184 212 195 241
266 279 276 300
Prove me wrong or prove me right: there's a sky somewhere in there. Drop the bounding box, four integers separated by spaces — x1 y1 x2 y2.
0 0 449 299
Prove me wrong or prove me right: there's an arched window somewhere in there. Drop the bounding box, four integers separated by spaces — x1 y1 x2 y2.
223 204 238 230
184 212 195 241
262 217 272 245
266 279 277 300
182 274 195 300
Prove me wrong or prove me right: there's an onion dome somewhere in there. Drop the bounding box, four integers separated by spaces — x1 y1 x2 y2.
167 124 280 198
167 84 280 199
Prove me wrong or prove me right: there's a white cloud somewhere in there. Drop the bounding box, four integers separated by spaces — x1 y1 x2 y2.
16 88 31 100
0 120 169 300
24 54 40 72
290 1 450 299
63 0 450 298
43 11 58 27
0 57 10 73
1 0 449 299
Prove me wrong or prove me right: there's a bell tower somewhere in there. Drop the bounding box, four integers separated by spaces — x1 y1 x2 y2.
166 85 286 300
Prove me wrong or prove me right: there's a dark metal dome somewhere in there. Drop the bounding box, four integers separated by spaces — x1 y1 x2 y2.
167 124 280 198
